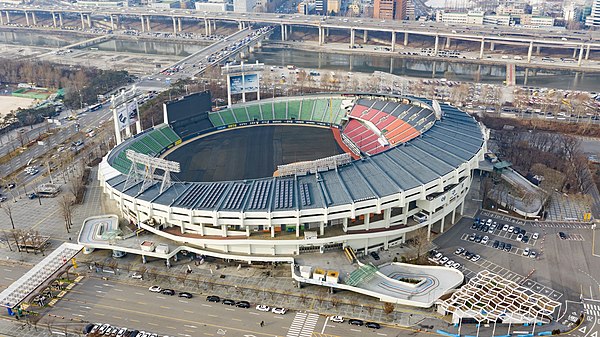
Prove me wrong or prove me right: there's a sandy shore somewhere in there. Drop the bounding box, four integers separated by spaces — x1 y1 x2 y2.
0 96 35 117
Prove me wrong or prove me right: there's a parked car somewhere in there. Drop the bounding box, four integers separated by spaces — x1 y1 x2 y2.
433 253 443 261
370 251 380 260
523 247 530 256
178 292 193 299
206 295 220 302
161 289 175 296
256 304 270 312
481 236 489 245
440 257 449 264
522 236 530 244
222 299 236 306
445 260 454 267
330 315 344 323
492 240 499 249
530 251 537 259
451 262 461 269
516 234 524 242
236 301 251 308
131 272 143 280
366 322 381 329
148 285 162 293
559 232 567 239
454 247 464 255
471 254 480 262
498 242 505 250
502 224 509 231
508 226 515 233
272 307 287 315
349 319 364 326
532 232 539 240
504 243 512 252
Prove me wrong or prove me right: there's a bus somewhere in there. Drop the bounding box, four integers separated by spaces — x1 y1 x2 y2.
89 103 103 112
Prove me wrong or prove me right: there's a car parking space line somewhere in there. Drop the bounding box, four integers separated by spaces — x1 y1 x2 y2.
249 312 260 315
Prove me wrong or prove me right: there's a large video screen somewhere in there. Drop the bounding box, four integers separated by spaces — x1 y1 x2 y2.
229 74 259 94
165 91 212 123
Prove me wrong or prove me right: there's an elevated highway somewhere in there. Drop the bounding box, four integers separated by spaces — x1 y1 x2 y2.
0 4 599 65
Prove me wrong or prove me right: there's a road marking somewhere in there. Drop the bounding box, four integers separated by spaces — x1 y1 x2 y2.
202 304 212 307
138 302 147 305
135 292 145 296
184 309 194 314
96 313 105 316
179 300 189 303
148 322 158 326
377 333 387 336
113 289 123 292
4 277 13 281
79 306 91 310
3 269 12 272
72 314 84 317
225 308 235 311
232 318 242 322
167 326 177 329
157 296 166 299
160 306 171 309
112 316 122 319
184 325 197 328
350 328 361 332
116 298 125 302
130 319 139 323
321 316 329 334
273 316 284 319
208 314 218 318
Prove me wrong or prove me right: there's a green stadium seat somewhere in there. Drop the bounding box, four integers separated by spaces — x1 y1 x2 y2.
261 103 274 120
299 99 315 121
287 100 301 120
273 102 287 120
246 105 262 121
219 109 236 124
312 99 328 122
208 112 225 127
233 107 249 122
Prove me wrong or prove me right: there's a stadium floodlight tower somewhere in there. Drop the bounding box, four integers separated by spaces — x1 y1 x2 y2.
124 150 180 194
221 61 264 107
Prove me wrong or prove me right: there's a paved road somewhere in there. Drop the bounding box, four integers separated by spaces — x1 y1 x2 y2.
41 276 407 337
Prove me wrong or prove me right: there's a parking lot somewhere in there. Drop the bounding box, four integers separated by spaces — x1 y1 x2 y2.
433 209 598 304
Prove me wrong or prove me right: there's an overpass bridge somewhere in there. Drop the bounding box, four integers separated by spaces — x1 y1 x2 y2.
1 4 599 66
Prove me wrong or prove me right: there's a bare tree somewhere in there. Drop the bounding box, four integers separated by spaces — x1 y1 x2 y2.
2 202 16 229
58 195 74 233
383 302 395 315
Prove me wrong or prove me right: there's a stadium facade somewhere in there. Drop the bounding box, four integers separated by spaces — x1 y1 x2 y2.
98 92 487 259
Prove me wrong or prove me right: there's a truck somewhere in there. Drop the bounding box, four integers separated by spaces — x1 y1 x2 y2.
155 244 169 254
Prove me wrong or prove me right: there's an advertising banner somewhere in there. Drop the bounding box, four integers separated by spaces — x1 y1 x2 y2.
117 101 138 131
229 74 259 94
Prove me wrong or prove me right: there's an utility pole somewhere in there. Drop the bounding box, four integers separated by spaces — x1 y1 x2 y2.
46 161 54 185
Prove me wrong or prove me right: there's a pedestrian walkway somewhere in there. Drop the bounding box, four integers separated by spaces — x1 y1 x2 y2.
584 302 600 319
286 312 319 337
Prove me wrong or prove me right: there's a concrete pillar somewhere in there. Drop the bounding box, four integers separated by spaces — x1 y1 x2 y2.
403 32 408 46
326 28 329 36
110 15 114 30
178 17 182 32
451 208 456 224
87 13 91 28
479 38 485 59
204 18 210 35
289 25 292 34
572 48 577 58
146 16 151 32
270 225 275 238
319 221 325 236
383 209 391 228
239 21 243 30
489 42 495 51
527 41 533 63
536 46 541 54
445 37 450 48
389 57 393 73
342 218 348 232
578 44 584 66
363 30 368 43
222 224 228 237
212 20 216 32
246 225 250 237
280 23 285 40
434 35 439 55
318 26 323 46
460 201 464 215
350 28 355 48
166 258 171 268
25 11 29 26
140 15 144 32
427 223 431 241
142 255 147 264
172 17 177 34
440 215 445 233
391 31 396 52
364 214 370 231
586 44 591 60
5 11 10 24
31 12 36 25
51 12 56 27
59 13 63 27
296 222 300 237
0 11 3 25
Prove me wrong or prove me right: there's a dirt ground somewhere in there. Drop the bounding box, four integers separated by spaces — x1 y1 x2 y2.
166 125 344 182
0 95 35 117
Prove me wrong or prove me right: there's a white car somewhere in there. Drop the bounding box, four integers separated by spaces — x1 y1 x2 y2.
516 234 524 242
272 307 287 315
330 315 344 323
471 254 481 262
451 262 461 269
433 252 443 261
486 219 492 225
445 260 454 267
532 232 539 240
440 257 449 264
481 236 489 245
148 285 162 293
256 304 270 312
502 224 509 231
523 248 530 256
131 272 143 280
508 226 515 233
454 247 464 255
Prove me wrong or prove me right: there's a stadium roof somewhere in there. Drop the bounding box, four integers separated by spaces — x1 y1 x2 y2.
106 98 485 213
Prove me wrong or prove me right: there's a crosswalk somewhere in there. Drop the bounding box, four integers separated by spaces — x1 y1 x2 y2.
584 303 600 318
287 312 320 337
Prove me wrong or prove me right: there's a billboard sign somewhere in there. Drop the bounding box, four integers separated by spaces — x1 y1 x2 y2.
116 101 138 131
229 74 259 94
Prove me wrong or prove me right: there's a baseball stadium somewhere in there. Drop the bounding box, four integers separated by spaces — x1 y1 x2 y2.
97 92 487 259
